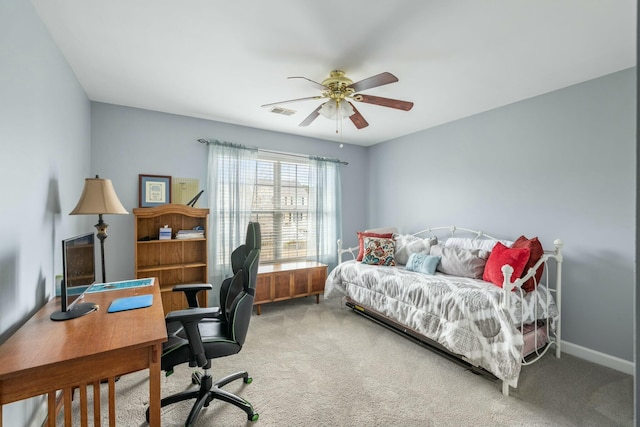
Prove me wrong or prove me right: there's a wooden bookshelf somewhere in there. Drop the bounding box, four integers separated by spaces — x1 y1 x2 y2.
133 204 209 315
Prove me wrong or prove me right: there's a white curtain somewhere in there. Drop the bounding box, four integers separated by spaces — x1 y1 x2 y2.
206 140 258 284
307 157 342 270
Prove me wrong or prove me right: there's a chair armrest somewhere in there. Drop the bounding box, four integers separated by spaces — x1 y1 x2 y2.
165 306 221 367
172 283 213 308
165 306 221 323
172 284 213 292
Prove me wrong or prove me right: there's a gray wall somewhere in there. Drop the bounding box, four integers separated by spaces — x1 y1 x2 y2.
0 1 636 424
0 0 91 425
90 103 368 287
367 68 636 363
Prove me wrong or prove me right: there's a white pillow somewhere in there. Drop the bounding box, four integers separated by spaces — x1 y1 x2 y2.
430 244 490 279
365 226 399 234
444 237 513 252
394 234 437 265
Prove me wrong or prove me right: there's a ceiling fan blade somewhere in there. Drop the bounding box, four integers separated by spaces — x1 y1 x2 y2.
348 102 369 129
353 94 414 111
261 96 322 108
299 104 323 127
287 76 327 91
347 72 398 92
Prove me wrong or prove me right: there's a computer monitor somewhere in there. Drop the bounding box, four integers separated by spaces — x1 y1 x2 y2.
50 232 98 321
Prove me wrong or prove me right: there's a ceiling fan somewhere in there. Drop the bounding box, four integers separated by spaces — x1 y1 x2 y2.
261 70 413 130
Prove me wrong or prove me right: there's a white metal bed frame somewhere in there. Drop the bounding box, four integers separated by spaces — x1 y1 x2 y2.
337 226 564 396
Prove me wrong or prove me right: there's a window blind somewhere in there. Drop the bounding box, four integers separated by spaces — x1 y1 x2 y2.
251 153 312 263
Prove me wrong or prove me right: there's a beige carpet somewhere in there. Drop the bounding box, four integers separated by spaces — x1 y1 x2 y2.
59 297 634 426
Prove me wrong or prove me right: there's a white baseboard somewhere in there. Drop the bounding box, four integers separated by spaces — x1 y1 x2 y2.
561 341 635 376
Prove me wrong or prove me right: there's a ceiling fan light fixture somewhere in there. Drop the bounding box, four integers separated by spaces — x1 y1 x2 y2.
318 99 353 120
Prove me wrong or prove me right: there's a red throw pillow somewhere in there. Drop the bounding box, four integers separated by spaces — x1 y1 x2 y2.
356 231 394 261
512 235 544 292
482 242 530 288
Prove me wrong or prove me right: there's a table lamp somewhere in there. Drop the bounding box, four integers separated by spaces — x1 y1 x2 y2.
70 175 128 283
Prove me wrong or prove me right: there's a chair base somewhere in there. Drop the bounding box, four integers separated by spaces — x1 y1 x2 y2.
147 370 258 426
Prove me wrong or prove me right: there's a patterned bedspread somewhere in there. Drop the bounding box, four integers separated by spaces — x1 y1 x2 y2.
325 260 559 387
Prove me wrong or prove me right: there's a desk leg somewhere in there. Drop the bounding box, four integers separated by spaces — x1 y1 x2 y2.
47 393 56 426
79 383 88 426
108 377 116 427
148 343 162 427
93 382 101 426
64 388 72 426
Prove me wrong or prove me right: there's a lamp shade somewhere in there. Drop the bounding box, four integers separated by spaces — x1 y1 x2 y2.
69 177 129 215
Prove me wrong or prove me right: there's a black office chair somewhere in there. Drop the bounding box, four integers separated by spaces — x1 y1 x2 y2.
149 222 261 426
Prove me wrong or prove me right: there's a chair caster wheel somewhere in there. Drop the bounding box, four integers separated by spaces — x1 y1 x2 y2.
244 376 253 384
249 412 259 422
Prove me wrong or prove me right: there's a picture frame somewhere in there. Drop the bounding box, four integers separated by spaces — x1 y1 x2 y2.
139 174 172 207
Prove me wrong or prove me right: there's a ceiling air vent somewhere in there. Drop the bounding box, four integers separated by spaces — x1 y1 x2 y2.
269 106 296 116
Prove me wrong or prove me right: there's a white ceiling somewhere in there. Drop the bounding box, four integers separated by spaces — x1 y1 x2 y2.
32 1 636 147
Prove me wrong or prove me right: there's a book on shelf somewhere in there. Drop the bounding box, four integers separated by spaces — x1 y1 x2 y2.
176 229 205 239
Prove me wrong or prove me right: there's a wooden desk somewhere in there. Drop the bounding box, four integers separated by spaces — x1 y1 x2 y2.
0 278 167 427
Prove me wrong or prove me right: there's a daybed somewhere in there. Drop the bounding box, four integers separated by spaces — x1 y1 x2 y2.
325 226 563 396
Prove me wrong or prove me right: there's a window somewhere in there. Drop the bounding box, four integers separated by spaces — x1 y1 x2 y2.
251 153 312 263
207 139 342 276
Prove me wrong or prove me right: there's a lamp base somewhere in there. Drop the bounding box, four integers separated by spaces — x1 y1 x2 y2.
95 214 108 284
50 302 98 321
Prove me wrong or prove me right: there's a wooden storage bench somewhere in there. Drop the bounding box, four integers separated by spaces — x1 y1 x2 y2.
254 261 327 315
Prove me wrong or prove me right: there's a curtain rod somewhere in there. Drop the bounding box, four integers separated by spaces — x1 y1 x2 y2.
197 138 348 165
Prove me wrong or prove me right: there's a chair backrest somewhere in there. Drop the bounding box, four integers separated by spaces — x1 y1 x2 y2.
244 247 260 292
219 274 241 321
242 222 261 291
244 221 261 252
227 281 254 346
221 222 261 319
230 222 261 274
226 223 260 343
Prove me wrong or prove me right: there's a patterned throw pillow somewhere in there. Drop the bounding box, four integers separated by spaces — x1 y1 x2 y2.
361 237 396 266
356 231 394 261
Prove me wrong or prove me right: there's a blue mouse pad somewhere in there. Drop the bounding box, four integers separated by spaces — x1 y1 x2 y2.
108 294 153 313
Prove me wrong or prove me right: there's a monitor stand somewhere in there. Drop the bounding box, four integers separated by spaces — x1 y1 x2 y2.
50 302 98 321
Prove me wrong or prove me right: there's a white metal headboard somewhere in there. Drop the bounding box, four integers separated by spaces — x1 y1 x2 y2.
338 226 503 264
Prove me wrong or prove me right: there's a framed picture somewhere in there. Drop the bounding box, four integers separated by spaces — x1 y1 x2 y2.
139 174 171 207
